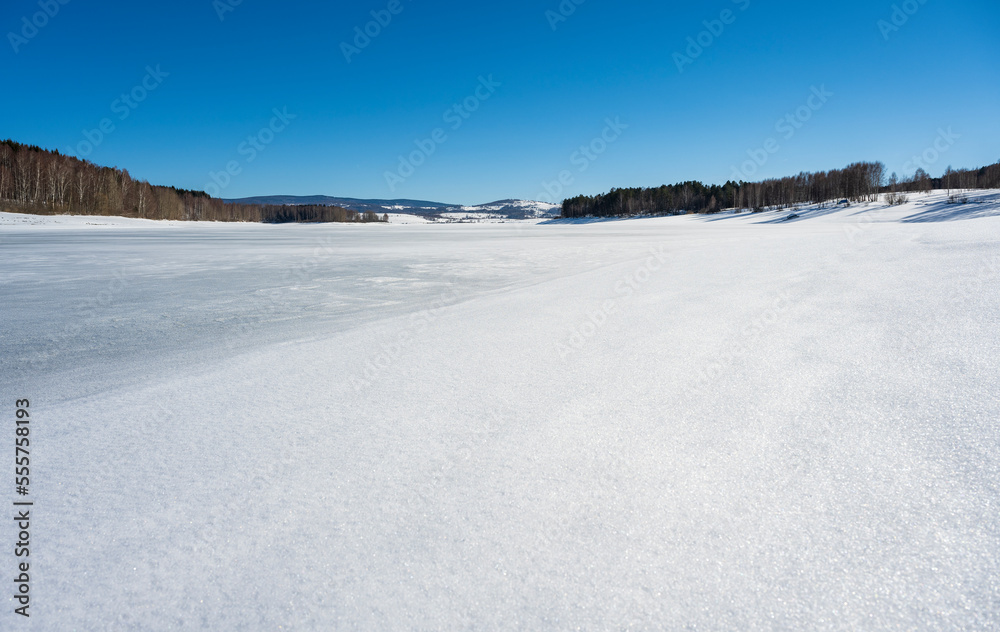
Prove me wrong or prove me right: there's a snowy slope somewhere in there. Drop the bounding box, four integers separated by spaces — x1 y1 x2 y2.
2 190 999 630
457 199 561 218
221 195 562 220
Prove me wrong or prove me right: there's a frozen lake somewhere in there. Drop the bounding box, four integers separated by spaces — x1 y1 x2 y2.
2 191 999 629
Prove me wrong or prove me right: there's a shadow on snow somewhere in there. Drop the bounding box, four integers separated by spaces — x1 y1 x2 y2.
900 191 1000 223
540 191 1000 225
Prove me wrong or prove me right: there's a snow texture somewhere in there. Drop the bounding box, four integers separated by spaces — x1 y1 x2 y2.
2 190 999 630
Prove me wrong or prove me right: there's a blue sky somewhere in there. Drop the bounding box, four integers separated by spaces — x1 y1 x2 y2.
3 0 998 204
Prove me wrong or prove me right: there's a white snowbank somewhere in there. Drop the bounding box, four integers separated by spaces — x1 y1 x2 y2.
2 189 999 630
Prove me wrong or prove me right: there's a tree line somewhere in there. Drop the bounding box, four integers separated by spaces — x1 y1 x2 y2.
0 140 386 224
562 160 1000 218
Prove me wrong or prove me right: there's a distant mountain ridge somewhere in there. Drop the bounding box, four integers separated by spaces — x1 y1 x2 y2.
223 195 561 219
223 195 454 209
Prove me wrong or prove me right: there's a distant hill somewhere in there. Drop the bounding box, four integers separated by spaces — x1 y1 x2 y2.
446 199 563 220
223 195 453 211
223 195 561 220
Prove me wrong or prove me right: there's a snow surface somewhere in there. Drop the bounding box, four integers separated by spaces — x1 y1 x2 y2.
437 212 540 223
2 190 1000 630
384 212 436 224
456 200 562 218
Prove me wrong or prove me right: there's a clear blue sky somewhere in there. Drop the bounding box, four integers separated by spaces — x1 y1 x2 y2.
3 0 998 204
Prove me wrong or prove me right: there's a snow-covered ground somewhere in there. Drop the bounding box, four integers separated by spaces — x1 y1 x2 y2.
383 212 437 224
456 199 561 218
437 212 540 223
2 190 999 630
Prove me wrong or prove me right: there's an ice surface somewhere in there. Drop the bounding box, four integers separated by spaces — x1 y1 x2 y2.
2 191 999 629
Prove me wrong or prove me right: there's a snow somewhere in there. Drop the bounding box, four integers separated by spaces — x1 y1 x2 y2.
2 190 999 629
383 212 435 224
458 200 561 216
0 210 197 229
437 212 541 223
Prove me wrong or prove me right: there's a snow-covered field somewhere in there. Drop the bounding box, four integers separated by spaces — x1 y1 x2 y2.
2 190 999 630
384 212 437 224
